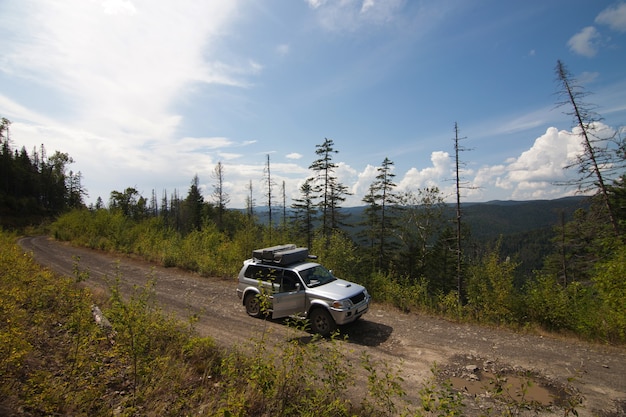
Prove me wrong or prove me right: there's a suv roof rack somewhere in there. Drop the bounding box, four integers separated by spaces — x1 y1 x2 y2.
252 244 312 266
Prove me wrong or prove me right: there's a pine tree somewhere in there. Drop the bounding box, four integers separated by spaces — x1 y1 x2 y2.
364 157 399 270
183 175 204 232
309 138 349 241
291 178 317 248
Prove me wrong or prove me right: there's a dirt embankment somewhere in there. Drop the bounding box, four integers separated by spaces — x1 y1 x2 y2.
18 236 626 416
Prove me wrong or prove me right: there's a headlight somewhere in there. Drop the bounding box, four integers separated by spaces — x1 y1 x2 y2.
332 299 352 309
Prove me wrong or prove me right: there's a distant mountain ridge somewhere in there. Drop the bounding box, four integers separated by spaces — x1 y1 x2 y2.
245 196 589 242
457 196 589 240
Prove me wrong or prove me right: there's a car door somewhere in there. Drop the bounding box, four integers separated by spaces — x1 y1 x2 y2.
271 270 306 319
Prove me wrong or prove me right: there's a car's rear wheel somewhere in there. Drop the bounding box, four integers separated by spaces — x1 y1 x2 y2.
244 293 262 318
309 308 336 336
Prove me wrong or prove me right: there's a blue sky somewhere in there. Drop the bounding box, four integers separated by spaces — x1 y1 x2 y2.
1 0 625 208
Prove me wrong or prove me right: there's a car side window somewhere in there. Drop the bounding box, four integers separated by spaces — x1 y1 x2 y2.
245 265 280 282
280 270 300 292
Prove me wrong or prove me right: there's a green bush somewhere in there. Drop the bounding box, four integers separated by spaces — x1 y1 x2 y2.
591 245 626 342
523 274 573 331
466 246 519 325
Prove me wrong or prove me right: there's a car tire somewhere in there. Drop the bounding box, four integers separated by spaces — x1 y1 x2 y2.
244 293 262 318
309 308 336 336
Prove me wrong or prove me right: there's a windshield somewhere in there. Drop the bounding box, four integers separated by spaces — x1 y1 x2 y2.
299 265 337 288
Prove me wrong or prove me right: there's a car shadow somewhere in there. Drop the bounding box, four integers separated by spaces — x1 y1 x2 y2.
339 319 393 347
279 318 393 347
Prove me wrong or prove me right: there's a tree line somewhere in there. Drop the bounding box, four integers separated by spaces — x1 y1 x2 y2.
0 118 86 226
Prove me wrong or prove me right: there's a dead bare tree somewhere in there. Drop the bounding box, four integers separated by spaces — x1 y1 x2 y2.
211 161 230 231
263 154 275 239
555 60 620 236
452 122 475 304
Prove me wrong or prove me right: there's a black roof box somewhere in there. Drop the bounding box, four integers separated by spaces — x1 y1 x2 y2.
252 244 310 266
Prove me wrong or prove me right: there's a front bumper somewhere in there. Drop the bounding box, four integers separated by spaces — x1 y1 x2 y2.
329 297 370 325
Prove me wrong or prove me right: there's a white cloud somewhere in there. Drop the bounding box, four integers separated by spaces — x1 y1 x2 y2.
286 152 303 159
178 137 234 152
0 95 55 126
307 0 405 32
578 71 600 85
348 164 378 204
567 26 601 57
596 2 626 32
0 0 259 202
469 127 584 201
102 0 137 16
217 153 242 161
361 0 375 13
398 151 452 190
0 0 242 140
305 0 325 9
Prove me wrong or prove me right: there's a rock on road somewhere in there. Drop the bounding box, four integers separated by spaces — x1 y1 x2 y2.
18 236 626 416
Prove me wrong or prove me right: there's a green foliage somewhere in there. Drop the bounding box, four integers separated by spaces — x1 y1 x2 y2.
0 231 103 414
312 230 361 280
51 209 245 277
361 352 406 416
591 244 626 342
415 372 465 416
466 242 520 325
523 274 573 331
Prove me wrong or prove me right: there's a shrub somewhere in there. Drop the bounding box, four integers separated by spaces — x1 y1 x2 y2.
591 245 626 342
523 274 573 331
466 245 519 325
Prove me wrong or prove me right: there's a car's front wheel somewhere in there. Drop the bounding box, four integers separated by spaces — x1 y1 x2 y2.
244 292 262 318
309 308 336 336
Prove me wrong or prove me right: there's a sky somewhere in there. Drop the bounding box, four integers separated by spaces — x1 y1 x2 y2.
1 0 625 209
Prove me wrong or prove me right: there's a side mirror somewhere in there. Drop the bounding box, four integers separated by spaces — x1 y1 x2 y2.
295 283 300 291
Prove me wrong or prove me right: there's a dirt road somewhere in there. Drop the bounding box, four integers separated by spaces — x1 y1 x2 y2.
19 236 626 416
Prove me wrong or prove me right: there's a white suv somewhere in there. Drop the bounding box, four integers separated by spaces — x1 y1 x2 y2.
236 244 371 335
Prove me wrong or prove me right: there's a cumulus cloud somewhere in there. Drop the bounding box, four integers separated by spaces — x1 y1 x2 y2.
398 151 452 190
468 127 586 200
349 164 378 202
389 125 620 203
595 2 626 32
567 26 601 57
286 152 303 160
